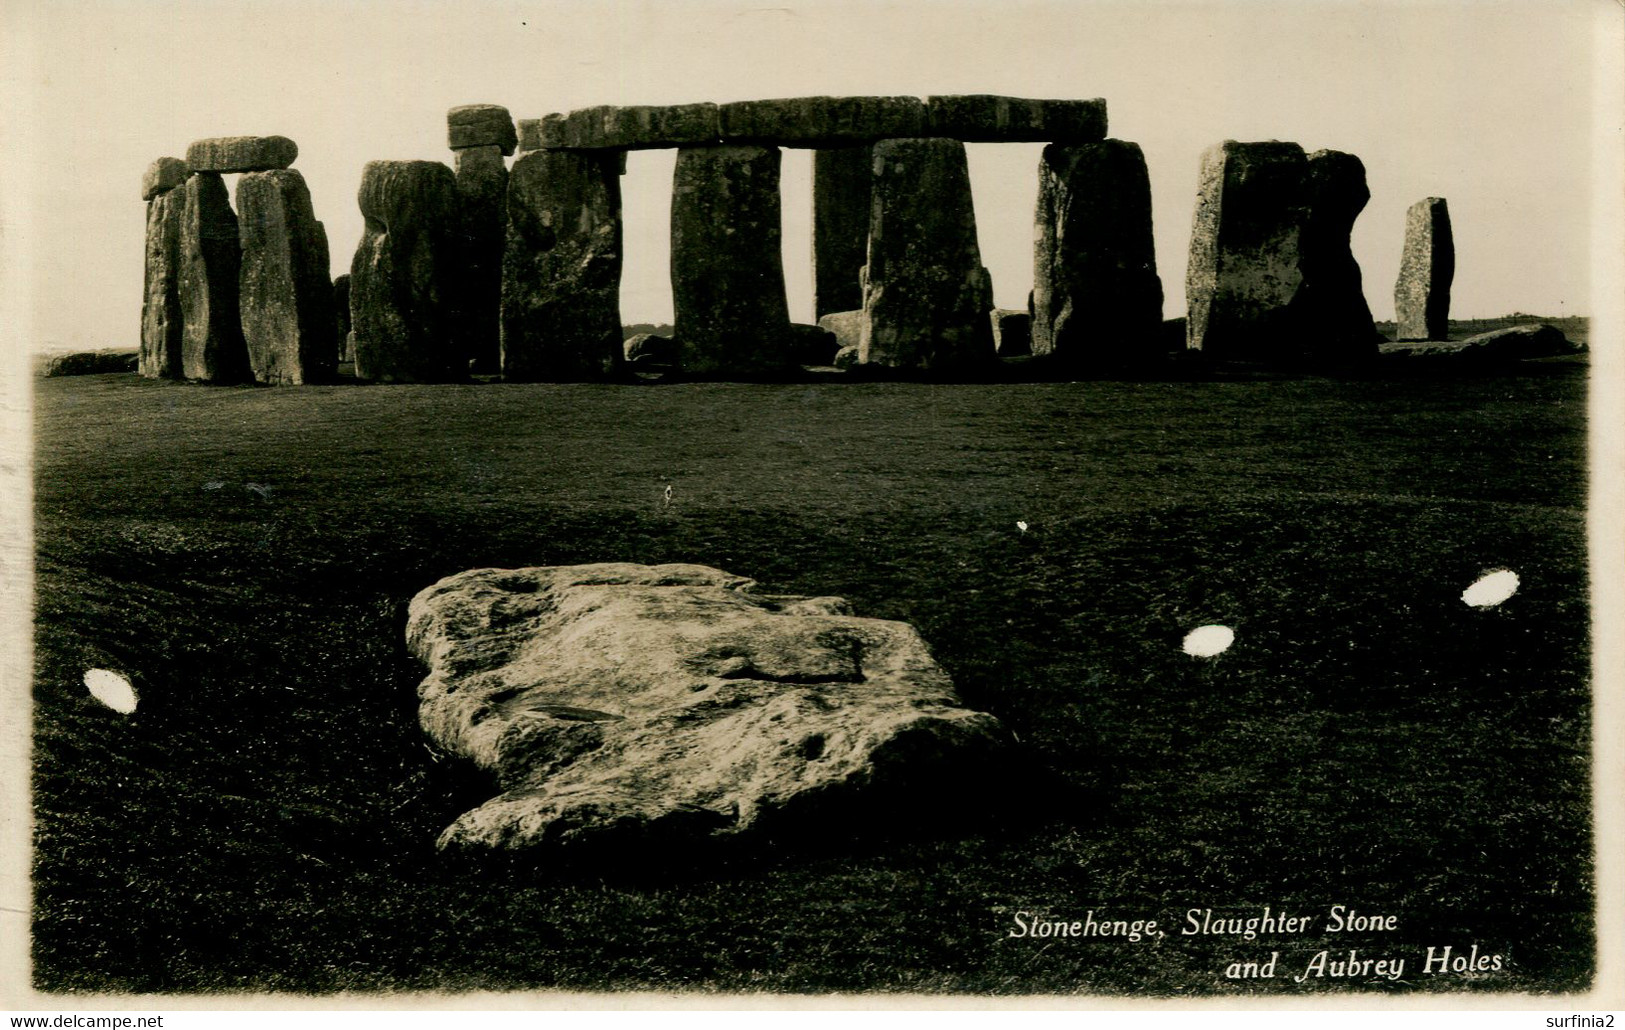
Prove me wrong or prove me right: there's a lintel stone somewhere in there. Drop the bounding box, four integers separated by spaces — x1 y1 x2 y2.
925 96 1106 143
719 96 926 146
186 135 299 173
528 103 721 150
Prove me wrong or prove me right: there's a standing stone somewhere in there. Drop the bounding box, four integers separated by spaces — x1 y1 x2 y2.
1185 140 1310 361
177 173 250 382
812 145 871 321
1031 139 1162 367
236 169 335 384
1394 197 1454 341
991 310 1031 356
860 138 994 372
350 160 462 383
1298 150 1378 361
501 149 623 381
333 274 352 361
139 167 186 379
670 145 793 377
454 145 509 374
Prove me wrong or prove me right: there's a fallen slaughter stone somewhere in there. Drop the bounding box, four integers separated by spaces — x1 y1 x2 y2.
455 145 511 373
860 138 995 372
140 187 185 378
447 104 517 155
350 160 463 382
719 96 926 145
406 562 1011 853
1298 150 1378 362
1394 197 1454 341
1031 139 1162 366
925 95 1107 143
141 157 189 201
178 172 251 382
186 135 299 173
670 145 794 376
528 103 721 150
1184 140 1309 361
501 149 624 381
237 169 335 384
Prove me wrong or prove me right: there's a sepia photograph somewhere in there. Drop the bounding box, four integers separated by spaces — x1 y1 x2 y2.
1 0 1620 1013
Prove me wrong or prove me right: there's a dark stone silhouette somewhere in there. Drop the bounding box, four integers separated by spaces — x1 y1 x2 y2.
178 173 250 382
670 145 793 377
237 169 335 384
860 138 994 372
139 162 186 379
454 144 510 373
1032 139 1161 367
813 145 872 320
501 149 624 381
349 160 462 382
1185 140 1309 361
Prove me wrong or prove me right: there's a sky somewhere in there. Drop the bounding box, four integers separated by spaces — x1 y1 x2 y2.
1 0 1611 351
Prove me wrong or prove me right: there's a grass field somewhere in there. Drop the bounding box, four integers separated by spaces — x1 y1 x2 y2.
29 357 1591 995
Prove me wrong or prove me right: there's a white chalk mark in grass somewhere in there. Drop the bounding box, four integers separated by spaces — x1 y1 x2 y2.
1463 569 1519 607
84 669 137 714
1016 521 1029 533
1183 625 1234 658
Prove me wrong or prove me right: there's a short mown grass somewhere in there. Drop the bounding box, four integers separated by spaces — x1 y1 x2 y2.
30 359 1591 995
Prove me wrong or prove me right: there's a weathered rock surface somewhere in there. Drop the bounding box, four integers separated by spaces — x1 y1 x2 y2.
140 188 185 378
528 103 721 150
813 145 872 320
454 144 510 373
860 138 994 372
178 173 250 382
1379 323 1579 362
405 562 1010 853
501 149 624 380
720 96 926 145
186 135 298 173
818 309 864 354
623 332 675 366
1297 150 1378 361
925 96 1107 143
671 145 793 376
38 349 139 377
350 160 463 382
237 169 335 384
1032 139 1161 366
141 157 189 201
448 104 517 155
1184 140 1309 361
333 274 352 360
833 343 860 369
991 309 1031 357
1394 197 1454 341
